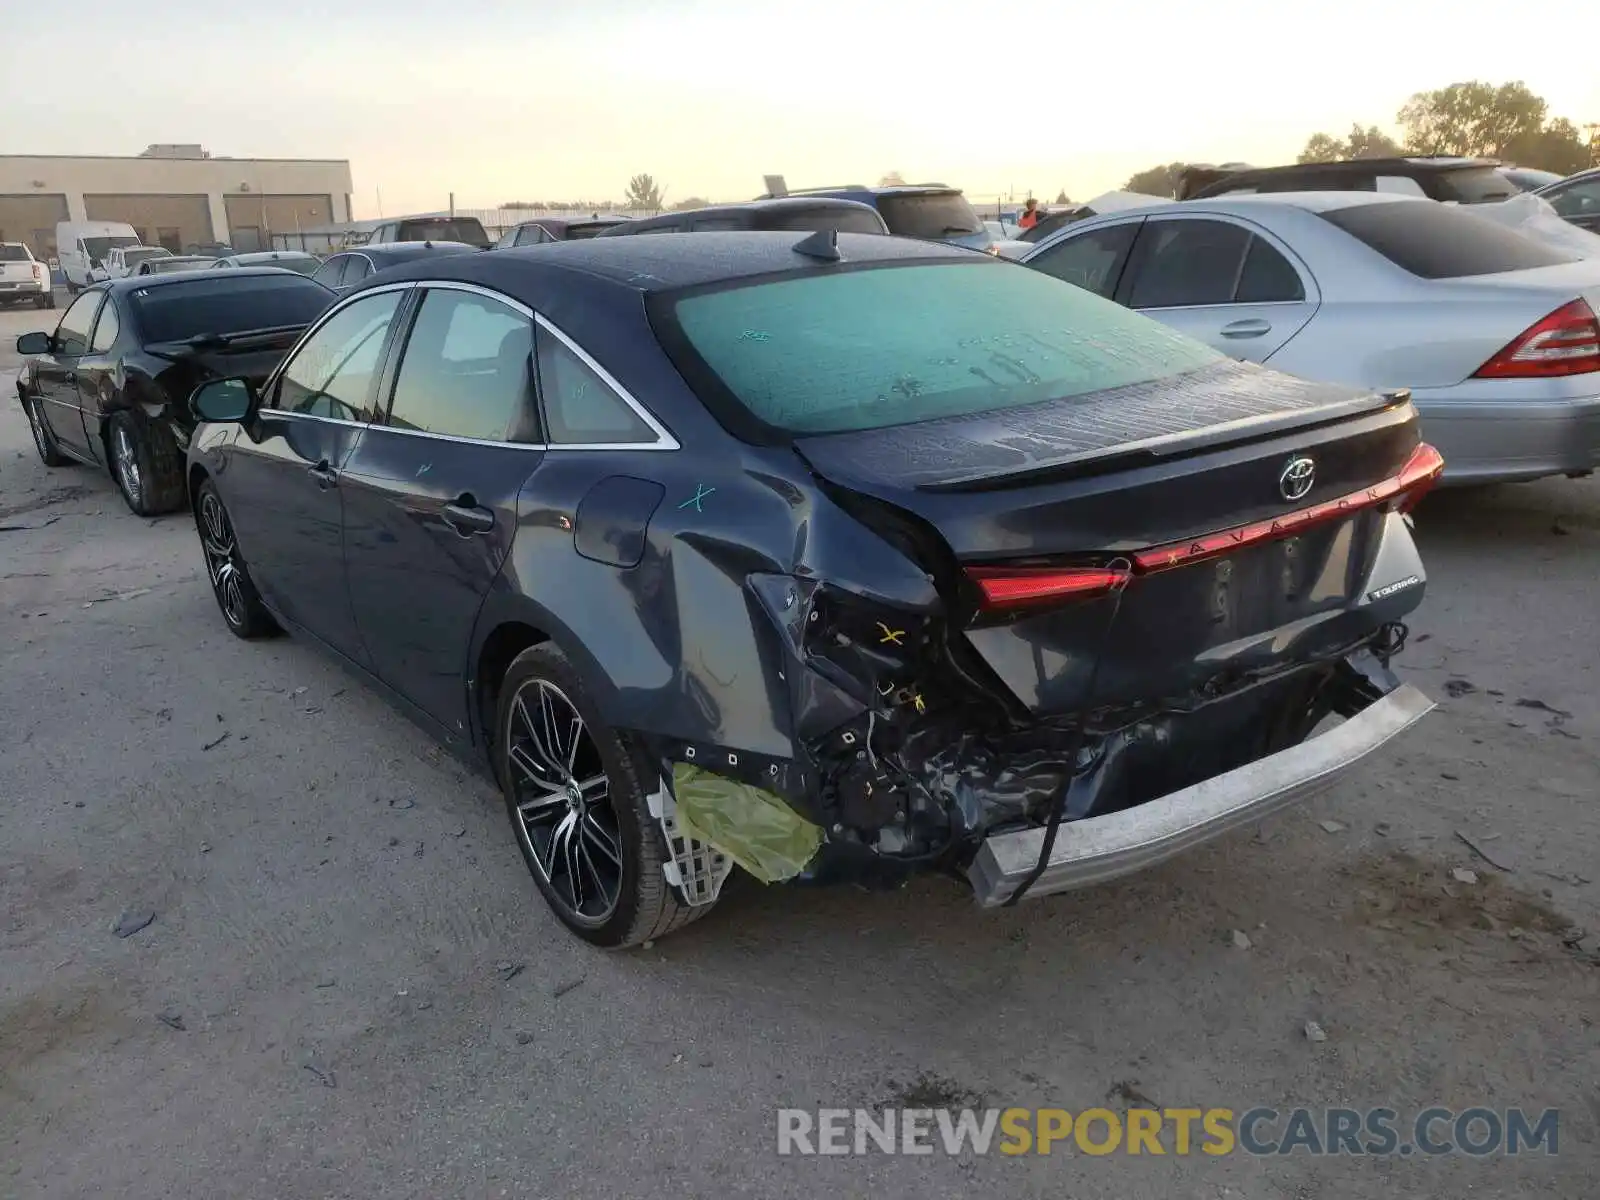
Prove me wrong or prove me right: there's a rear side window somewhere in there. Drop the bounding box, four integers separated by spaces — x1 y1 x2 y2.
1026 222 1137 298
1235 237 1305 302
875 192 983 238
657 261 1222 436
1320 201 1578 278
534 325 658 445
1431 167 1517 204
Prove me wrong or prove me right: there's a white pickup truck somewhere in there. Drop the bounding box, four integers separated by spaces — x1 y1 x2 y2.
90 244 175 282
0 243 54 309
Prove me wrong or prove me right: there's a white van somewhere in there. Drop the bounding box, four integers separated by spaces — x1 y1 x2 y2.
56 221 141 293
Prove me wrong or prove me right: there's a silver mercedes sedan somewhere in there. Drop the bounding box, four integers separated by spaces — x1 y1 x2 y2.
1018 192 1600 485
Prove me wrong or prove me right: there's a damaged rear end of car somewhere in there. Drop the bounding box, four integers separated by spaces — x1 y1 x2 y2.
642 252 1439 909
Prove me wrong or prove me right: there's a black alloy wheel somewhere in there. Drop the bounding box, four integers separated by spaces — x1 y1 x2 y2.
194 479 278 639
496 644 713 948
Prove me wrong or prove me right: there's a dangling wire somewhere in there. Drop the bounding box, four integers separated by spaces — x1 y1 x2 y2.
1001 557 1133 908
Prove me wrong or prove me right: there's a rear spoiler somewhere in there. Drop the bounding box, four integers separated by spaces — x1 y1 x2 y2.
144 323 308 361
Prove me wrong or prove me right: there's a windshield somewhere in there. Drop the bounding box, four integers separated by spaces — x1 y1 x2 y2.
1435 167 1518 204
0 245 31 262
124 248 171 264
657 261 1222 436
875 192 984 239
83 235 140 261
397 218 490 247
131 275 332 342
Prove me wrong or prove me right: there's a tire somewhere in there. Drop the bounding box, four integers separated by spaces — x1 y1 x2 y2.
37 292 55 310
497 644 711 948
108 408 186 516
193 479 279 639
23 394 70 467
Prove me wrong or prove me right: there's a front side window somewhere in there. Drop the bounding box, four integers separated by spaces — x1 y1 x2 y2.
90 301 121 353
1545 178 1600 219
1026 222 1138 298
272 291 402 421
657 260 1221 436
54 291 103 356
386 289 534 442
535 324 658 445
514 225 548 246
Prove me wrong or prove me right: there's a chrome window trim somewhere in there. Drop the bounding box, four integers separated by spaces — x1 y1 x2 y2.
258 277 680 453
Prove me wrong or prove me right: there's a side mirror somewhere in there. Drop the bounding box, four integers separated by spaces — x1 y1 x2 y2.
16 331 51 356
191 377 258 424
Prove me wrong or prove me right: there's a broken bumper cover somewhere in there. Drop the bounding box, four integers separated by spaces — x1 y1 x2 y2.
967 683 1435 906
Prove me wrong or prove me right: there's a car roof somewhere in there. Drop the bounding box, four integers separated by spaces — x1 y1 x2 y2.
369 230 979 294
1188 190 1432 214
231 250 316 259
615 197 885 231
103 266 309 293
757 184 960 200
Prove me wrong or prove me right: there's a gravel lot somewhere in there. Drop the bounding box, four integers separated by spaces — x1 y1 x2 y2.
2 296 1596 1199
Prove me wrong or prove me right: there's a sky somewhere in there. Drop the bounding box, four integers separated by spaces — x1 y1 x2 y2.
3 0 1596 218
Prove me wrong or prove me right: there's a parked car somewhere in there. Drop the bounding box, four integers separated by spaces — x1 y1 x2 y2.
94 245 174 281
209 251 322 275
595 197 888 237
756 183 994 251
0 242 54 309
1180 157 1518 204
1498 165 1564 193
57 221 141 292
14 270 332 515
1018 191 1600 484
1535 166 1600 235
1014 205 1092 243
493 216 632 246
134 255 217 276
308 241 481 298
184 232 1437 947
364 215 491 249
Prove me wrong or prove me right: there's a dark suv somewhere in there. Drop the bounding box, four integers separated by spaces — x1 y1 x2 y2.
597 197 888 238
1180 157 1518 205
755 184 992 251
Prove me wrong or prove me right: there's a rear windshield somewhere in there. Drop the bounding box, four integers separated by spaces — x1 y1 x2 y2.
657 261 1222 436
876 192 984 239
0 245 30 261
131 275 331 342
83 236 139 261
765 207 887 234
1433 167 1518 204
565 223 616 240
1320 201 1578 278
242 254 320 274
397 218 489 247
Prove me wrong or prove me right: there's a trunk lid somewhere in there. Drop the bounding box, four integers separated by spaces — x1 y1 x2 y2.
0 257 39 283
794 361 1430 715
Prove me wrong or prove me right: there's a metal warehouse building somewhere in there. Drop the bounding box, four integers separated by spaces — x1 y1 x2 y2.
0 144 354 260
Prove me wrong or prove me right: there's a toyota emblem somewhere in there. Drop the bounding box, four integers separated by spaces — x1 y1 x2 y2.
1278 456 1316 502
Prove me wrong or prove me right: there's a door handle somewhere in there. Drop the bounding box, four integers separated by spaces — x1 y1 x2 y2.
442 500 495 535
308 460 339 489
1220 318 1271 339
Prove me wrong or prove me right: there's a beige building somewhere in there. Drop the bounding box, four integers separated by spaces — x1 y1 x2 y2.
0 145 354 259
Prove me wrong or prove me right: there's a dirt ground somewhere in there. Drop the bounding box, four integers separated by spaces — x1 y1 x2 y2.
1 298 1597 1199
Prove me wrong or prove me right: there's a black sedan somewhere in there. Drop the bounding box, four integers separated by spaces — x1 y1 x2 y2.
186 233 1438 948
15 269 332 515
309 241 481 297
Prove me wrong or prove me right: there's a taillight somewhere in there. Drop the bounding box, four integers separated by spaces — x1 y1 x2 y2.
966 565 1129 609
1474 299 1600 378
31 263 43 281
1393 441 1445 512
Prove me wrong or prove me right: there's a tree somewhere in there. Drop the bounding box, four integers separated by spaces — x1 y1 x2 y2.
1055 189 1071 204
879 170 906 186
1398 80 1546 157
1299 123 1403 163
671 196 711 211
1504 117 1593 176
1122 162 1187 197
625 173 664 211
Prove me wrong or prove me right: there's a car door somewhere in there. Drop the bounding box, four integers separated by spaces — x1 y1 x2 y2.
221 287 408 668
72 290 124 462
1111 215 1320 362
1023 218 1143 299
32 289 104 459
339 283 547 735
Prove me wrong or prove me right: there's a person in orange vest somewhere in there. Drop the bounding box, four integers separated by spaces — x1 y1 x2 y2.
1017 198 1041 230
